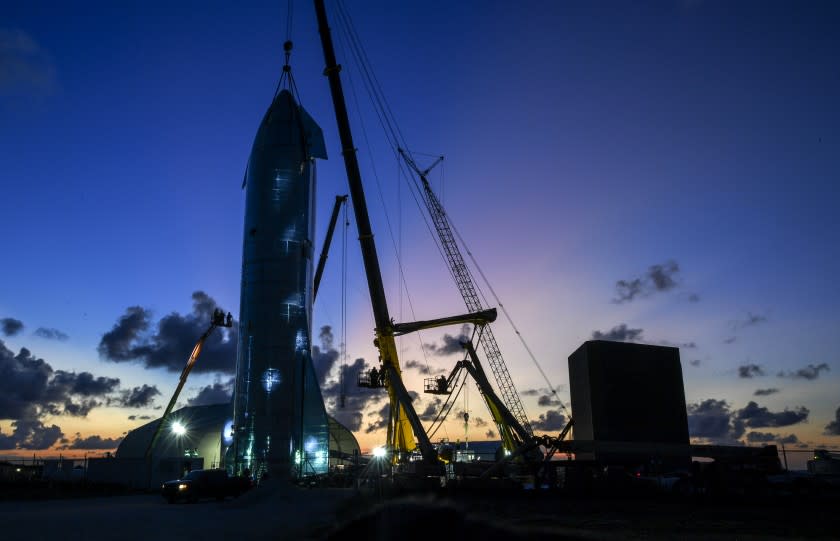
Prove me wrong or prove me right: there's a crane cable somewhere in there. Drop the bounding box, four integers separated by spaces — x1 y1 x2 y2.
333 3 435 371
333 1 571 419
339 199 349 408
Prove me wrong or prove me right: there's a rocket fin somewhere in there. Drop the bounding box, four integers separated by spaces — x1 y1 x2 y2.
299 105 328 160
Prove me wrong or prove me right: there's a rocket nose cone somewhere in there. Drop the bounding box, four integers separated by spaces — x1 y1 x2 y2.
269 89 299 116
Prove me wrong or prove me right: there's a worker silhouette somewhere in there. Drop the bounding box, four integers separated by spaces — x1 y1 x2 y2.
369 367 380 387
436 375 447 393
225 312 233 327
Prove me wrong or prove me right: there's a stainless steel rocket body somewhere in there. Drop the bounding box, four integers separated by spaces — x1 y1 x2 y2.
230 89 329 480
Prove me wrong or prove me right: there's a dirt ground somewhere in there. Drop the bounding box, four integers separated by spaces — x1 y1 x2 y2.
1 481 837 540
322 487 840 540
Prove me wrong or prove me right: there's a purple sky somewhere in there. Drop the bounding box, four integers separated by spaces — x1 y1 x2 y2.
1 1 839 463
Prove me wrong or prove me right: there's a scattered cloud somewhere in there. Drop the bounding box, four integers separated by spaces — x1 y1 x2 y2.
404 359 443 375
825 407 840 436
777 363 830 381
98 291 237 373
613 260 680 303
754 388 779 397
365 402 390 434
60 433 122 450
0 417 63 450
1 318 24 337
112 384 161 408
659 340 697 349
34 327 69 341
531 409 566 432
746 431 798 445
537 393 562 407
424 325 470 356
0 339 127 442
687 399 744 443
738 363 765 378
729 312 768 332
417 397 443 422
723 337 737 345
736 401 808 428
187 377 234 407
689 359 701 367
127 415 152 421
0 29 58 97
485 429 497 439
312 326 339 385
591 324 643 342
688 293 700 303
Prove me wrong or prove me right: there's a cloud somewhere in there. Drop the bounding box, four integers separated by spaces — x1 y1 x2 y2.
530 409 566 432
187 378 234 407
520 389 540 396
777 363 830 381
113 384 161 408
404 359 443 375
0 29 57 96
746 431 798 444
365 402 391 434
0 340 122 427
659 340 697 349
738 364 765 378
1 318 24 337
98 291 237 373
60 433 123 450
689 359 701 367
34 327 69 341
613 260 680 303
425 325 470 356
312 326 339 386
0 416 64 450
591 324 643 342
688 293 700 303
723 337 737 344
687 399 744 443
127 415 152 421
323 357 385 432
729 312 768 332
824 407 840 436
485 430 497 439
754 388 779 396
537 394 562 407
51 370 121 397
417 397 443 422
736 401 808 428
311 326 387 432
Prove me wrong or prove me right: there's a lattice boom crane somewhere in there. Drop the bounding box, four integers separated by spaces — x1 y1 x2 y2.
399 148 534 439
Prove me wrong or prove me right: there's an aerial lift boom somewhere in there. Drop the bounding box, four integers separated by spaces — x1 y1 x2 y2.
144 309 233 481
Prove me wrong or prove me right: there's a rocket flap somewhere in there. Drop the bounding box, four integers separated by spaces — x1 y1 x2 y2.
299 105 327 160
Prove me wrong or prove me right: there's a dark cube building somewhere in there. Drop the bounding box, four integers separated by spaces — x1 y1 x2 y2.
568 340 690 469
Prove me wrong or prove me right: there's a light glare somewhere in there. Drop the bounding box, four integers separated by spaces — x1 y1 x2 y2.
172 421 186 436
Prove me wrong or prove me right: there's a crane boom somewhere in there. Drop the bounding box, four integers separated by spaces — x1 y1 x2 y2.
399 149 533 439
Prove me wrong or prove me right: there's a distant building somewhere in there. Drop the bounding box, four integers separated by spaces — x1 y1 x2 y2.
568 340 690 471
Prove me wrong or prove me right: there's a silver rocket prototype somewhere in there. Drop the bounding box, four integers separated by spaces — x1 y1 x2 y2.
230 89 330 480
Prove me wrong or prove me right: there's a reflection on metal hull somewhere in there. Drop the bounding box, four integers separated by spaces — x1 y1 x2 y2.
230 89 329 480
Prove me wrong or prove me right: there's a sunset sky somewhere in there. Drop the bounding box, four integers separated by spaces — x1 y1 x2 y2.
2 1 838 468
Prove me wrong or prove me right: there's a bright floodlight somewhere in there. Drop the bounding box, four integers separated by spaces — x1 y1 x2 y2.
171 421 186 436
372 446 387 458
